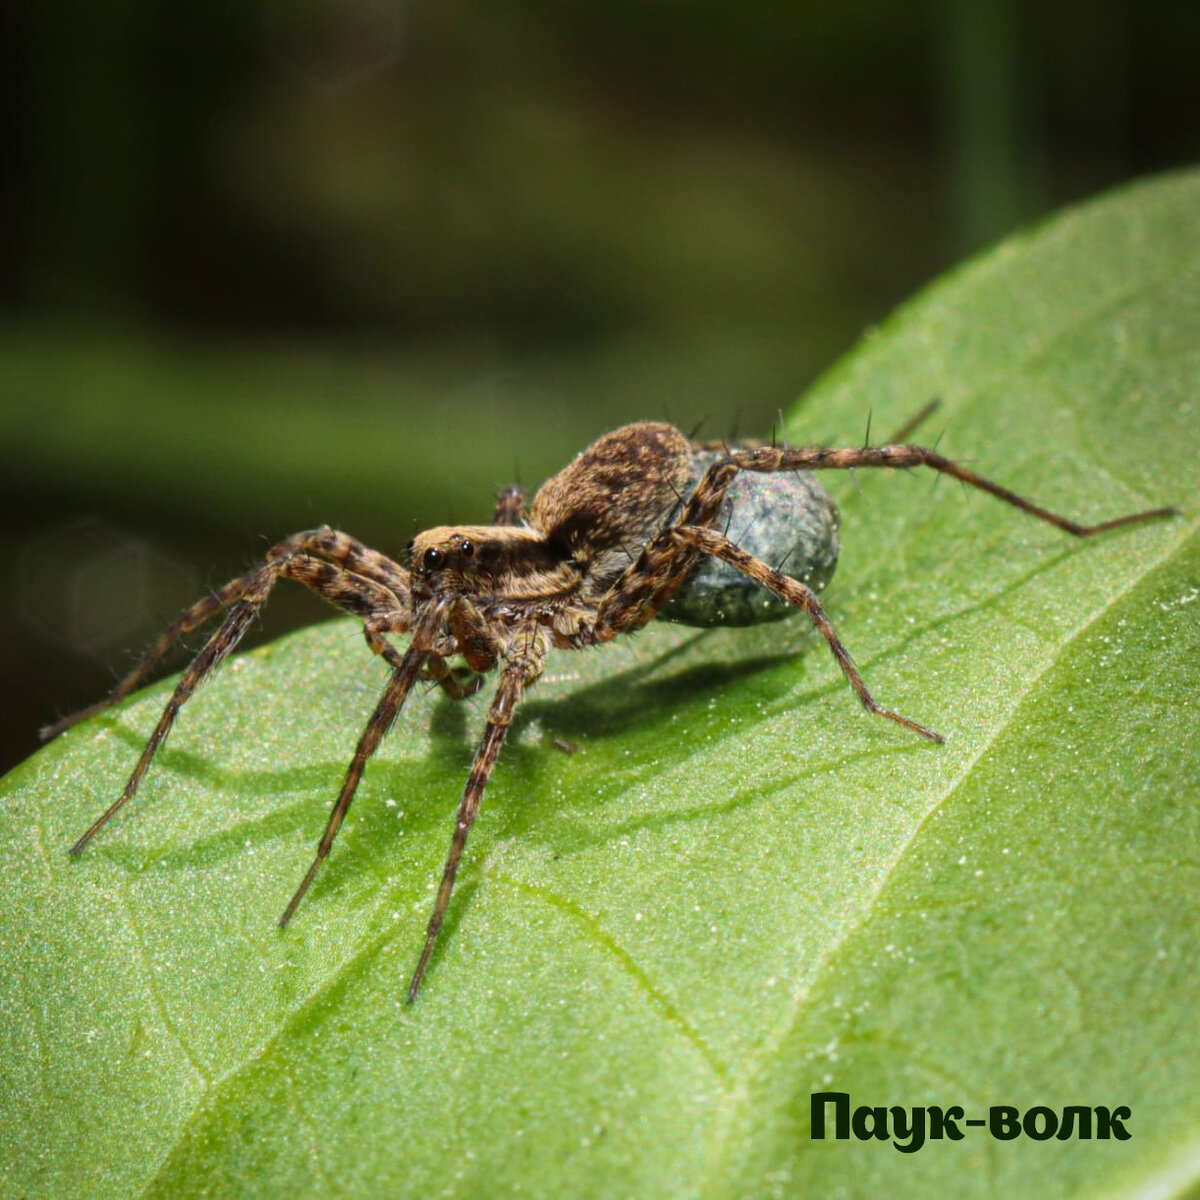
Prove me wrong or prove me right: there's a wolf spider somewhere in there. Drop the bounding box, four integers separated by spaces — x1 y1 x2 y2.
51 420 1175 1001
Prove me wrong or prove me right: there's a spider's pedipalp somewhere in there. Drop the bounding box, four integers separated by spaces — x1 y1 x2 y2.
420 656 486 700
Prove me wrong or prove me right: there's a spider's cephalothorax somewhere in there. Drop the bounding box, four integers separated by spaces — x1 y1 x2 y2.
51 419 1176 1001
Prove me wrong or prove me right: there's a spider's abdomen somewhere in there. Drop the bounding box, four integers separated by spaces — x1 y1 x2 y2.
530 422 692 586
659 451 840 627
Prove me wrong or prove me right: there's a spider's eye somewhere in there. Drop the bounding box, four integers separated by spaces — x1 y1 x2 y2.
460 539 474 557
423 547 443 572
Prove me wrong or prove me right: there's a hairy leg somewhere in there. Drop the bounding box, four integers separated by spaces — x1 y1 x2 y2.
407 629 547 1002
67 549 411 856
672 525 941 740
586 436 1175 640
722 442 1176 537
279 599 452 927
690 399 942 456
45 527 411 740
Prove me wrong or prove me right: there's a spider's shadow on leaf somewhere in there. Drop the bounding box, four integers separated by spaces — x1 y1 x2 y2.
68 622 823 917
422 626 822 838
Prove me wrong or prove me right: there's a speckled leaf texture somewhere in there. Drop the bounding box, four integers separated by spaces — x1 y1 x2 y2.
3 171 1197 1200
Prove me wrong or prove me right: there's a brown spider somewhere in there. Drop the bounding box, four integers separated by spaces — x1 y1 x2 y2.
50 421 1175 1001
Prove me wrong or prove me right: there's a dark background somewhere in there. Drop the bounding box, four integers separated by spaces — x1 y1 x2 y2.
2 0 1197 774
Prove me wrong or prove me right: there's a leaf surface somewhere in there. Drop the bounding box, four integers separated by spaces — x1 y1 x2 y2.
2 171 1198 1199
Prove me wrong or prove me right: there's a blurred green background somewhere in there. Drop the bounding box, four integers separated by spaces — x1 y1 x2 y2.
2 0 1197 774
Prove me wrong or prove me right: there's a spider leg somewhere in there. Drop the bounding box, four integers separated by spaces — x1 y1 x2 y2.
44 527 411 740
582 454 747 638
407 630 547 1002
690 400 934 456
68 598 262 856
67 550 410 855
493 484 526 526
723 443 1177 536
576 486 942 741
884 399 941 444
278 598 450 927
672 526 942 741
597 436 1175 639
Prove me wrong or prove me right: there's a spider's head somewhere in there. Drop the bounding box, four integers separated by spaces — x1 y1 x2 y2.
407 528 481 581
407 525 577 599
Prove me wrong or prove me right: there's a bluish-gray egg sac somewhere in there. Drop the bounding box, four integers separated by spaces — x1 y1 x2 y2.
659 451 840 627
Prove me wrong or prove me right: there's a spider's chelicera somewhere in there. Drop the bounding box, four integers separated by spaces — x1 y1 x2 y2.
49 419 1175 1000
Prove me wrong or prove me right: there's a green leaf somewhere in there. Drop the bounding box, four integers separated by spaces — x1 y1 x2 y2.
3 170 1198 1199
